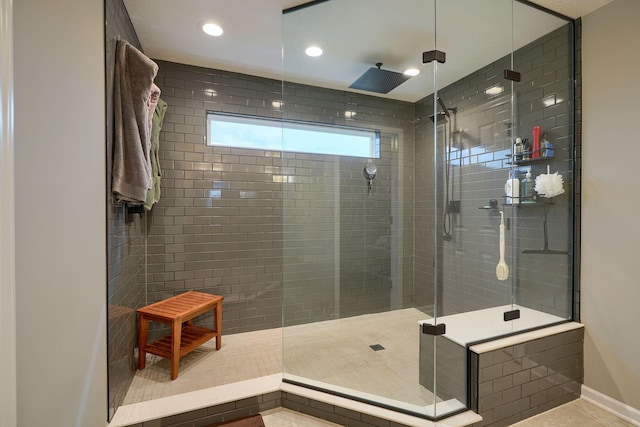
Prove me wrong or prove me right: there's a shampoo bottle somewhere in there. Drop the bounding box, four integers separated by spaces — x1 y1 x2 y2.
532 126 541 159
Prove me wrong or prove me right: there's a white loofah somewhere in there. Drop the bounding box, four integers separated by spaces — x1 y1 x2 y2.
534 165 565 198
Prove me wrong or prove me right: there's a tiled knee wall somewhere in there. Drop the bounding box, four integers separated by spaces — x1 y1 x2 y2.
129 392 281 427
127 391 413 427
470 326 584 427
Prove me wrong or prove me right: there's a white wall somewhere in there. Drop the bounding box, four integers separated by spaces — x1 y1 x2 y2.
582 0 640 411
13 0 107 426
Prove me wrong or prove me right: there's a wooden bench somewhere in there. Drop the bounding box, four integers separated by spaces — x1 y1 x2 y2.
137 291 223 380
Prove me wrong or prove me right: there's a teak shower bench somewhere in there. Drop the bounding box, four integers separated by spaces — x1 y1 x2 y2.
137 291 224 380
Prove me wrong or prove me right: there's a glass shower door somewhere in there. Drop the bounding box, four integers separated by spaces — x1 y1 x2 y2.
426 0 526 418
281 0 439 419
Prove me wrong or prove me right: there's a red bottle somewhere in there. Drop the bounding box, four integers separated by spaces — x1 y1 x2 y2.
532 126 541 159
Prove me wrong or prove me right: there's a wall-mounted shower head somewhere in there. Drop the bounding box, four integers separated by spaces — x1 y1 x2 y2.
437 97 450 118
429 96 453 123
429 111 448 123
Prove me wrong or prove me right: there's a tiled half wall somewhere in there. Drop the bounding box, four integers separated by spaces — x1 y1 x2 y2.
470 325 584 427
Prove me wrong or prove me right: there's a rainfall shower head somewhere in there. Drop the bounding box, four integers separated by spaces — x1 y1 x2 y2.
349 63 411 94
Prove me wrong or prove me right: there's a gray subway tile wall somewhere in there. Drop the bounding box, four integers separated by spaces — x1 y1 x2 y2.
106 0 147 419
470 327 584 427
148 63 286 339
149 61 416 337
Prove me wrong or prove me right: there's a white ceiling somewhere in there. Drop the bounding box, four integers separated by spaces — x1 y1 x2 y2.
529 0 614 18
124 0 614 103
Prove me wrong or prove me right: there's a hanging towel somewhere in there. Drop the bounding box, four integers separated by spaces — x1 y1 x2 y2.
144 97 167 211
112 39 158 204
147 83 161 138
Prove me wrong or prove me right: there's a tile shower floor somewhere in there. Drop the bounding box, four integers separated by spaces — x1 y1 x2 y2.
123 308 432 406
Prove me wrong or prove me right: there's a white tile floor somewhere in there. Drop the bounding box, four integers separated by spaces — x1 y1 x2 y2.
512 399 635 427
123 327 282 403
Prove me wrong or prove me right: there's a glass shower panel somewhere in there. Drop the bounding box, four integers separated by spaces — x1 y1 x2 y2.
428 0 516 418
510 2 575 327
419 0 461 419
282 0 433 418
432 0 574 349
433 0 515 321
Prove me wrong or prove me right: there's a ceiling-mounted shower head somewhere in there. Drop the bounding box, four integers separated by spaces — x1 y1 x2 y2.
349 62 412 94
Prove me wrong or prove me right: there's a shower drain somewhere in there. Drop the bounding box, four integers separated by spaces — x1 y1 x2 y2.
369 344 385 351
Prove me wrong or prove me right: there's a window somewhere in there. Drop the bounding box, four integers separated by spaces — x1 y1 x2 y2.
206 112 380 158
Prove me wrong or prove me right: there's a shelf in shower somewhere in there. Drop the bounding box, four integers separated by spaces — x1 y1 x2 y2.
505 153 551 166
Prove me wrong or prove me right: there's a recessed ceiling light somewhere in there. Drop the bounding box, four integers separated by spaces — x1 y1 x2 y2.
305 46 323 57
404 68 420 77
202 23 223 37
345 111 356 119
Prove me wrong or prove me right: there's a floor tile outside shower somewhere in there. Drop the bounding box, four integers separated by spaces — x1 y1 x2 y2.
262 400 635 427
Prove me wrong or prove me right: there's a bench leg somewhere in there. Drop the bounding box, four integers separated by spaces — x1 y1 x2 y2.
171 321 181 380
138 314 148 370
215 302 222 350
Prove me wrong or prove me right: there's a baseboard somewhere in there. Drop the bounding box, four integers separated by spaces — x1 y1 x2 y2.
581 385 640 426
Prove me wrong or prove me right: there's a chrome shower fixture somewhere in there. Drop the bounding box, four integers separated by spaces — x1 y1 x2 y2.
363 160 377 193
